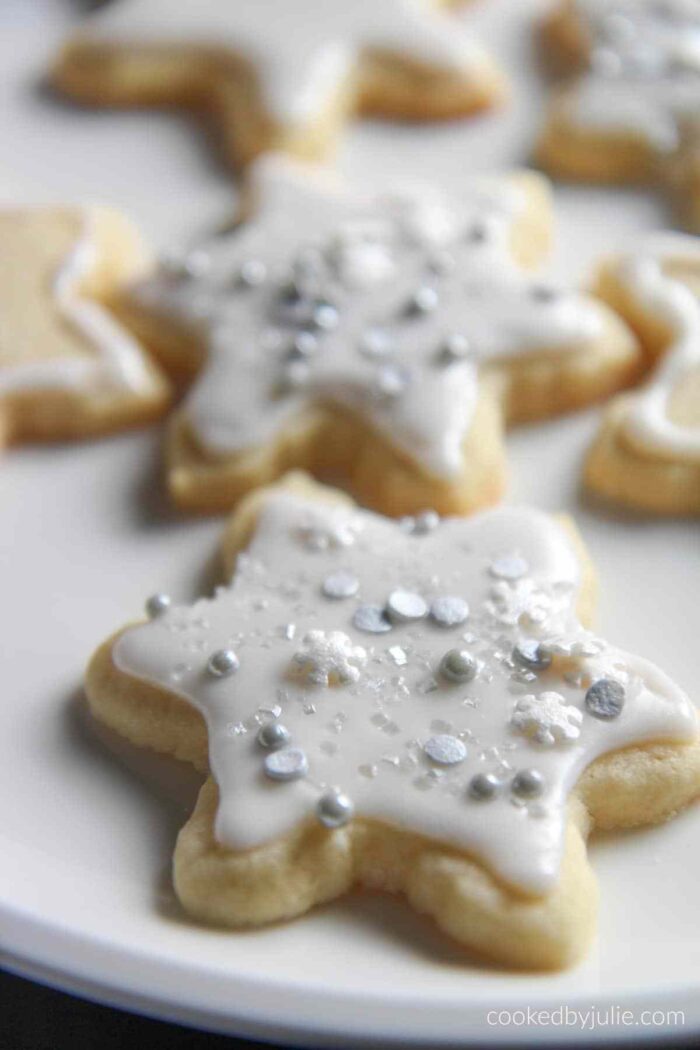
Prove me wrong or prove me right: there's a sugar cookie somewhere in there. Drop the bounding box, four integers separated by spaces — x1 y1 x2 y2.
86 473 700 970
0 207 169 454
110 156 641 516
586 233 700 514
52 0 507 170
536 0 700 230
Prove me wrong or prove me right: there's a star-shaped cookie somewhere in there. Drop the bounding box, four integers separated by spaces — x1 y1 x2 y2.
586 233 700 514
536 0 700 230
0 206 169 456
52 0 507 170
87 472 700 970
110 156 641 517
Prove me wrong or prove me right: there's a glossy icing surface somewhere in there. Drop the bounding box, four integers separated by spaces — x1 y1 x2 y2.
617 232 700 459
77 0 491 124
131 158 604 479
570 0 700 152
0 209 155 398
114 490 697 895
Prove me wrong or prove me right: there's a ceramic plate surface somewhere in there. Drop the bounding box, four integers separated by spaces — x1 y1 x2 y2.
1 1 698 1044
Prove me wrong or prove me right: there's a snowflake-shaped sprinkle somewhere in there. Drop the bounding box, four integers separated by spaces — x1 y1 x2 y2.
510 691 583 747
293 630 367 686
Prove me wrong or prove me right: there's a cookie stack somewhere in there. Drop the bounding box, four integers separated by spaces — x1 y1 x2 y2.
3 0 699 972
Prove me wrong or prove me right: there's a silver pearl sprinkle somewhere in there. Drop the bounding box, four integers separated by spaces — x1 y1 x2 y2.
207 648 240 677
424 734 467 766
257 721 291 750
322 571 359 600
313 302 339 330
531 284 560 303
316 789 354 828
408 285 439 315
376 363 410 398
386 589 428 624
513 639 552 672
489 554 529 581
468 776 501 797
469 772 501 800
264 747 309 782
437 333 472 366
182 249 211 278
353 604 393 634
585 678 625 721
145 593 171 619
430 596 469 628
511 769 544 799
238 259 267 288
440 648 478 684
359 327 392 359
292 331 319 358
413 510 440 535
465 221 489 244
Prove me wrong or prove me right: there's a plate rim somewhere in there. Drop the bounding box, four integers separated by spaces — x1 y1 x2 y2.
3 894 699 1047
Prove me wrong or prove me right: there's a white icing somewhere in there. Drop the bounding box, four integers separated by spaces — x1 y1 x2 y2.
77 0 491 125
131 157 604 479
0 209 155 398
113 491 697 896
570 0 700 152
615 233 700 459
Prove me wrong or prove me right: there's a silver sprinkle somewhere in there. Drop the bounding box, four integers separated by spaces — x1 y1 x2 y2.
182 249 211 278
440 648 478 684
427 250 456 275
238 259 267 287
359 327 392 359
322 571 359 600
313 302 339 330
512 639 552 672
145 593 171 619
489 554 528 580
263 747 309 781
424 734 467 766
469 772 501 800
291 331 319 358
413 510 440 535
207 648 240 677
437 333 471 365
430 596 469 628
376 363 410 398
353 604 392 634
386 589 428 624
257 722 291 750
531 284 560 303
585 678 625 720
465 221 489 244
408 285 439 315
511 769 544 799
316 790 354 828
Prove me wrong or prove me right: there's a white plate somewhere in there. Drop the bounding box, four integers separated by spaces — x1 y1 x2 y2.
1 1 698 1045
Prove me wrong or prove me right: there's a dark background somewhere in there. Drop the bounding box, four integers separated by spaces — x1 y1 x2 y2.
3 967 700 1050
0 969 280 1050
